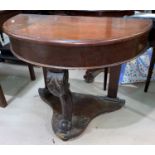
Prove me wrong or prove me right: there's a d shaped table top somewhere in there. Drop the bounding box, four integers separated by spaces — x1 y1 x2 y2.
3 14 152 69
2 14 153 141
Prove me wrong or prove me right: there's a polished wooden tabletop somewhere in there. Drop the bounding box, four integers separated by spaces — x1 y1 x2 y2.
3 14 152 46
3 14 152 69
0 11 20 31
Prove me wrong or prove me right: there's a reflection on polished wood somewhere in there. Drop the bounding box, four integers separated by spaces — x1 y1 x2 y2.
3 14 152 140
3 14 152 69
4 15 151 46
0 11 20 31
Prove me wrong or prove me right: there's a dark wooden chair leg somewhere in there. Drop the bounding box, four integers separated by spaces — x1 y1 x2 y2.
28 64 36 81
0 32 4 42
0 85 7 107
103 67 108 91
107 65 121 98
42 67 48 89
144 48 155 92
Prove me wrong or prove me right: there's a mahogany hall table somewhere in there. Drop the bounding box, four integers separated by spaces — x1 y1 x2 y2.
3 14 152 141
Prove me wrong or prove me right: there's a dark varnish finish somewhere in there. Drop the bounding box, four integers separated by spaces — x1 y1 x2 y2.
3 14 152 140
3 14 152 69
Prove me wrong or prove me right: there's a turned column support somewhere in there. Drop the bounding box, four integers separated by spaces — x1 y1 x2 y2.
46 69 73 134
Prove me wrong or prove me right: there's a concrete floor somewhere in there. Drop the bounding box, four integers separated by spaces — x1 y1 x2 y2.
0 63 155 144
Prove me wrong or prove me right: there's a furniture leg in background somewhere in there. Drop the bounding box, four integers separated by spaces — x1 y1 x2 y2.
104 67 108 91
0 44 36 81
28 64 36 81
0 64 35 108
0 85 7 107
0 32 4 42
144 48 155 92
84 67 108 90
42 67 48 89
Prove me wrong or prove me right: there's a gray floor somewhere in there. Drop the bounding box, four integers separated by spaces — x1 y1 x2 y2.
0 63 155 144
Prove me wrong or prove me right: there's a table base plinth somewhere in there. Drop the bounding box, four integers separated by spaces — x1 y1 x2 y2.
38 88 125 141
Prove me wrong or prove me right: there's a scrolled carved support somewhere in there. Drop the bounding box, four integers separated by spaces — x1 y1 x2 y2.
39 68 125 141
84 68 109 90
46 69 73 134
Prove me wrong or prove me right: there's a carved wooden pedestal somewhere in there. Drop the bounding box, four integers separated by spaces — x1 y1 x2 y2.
39 69 125 141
